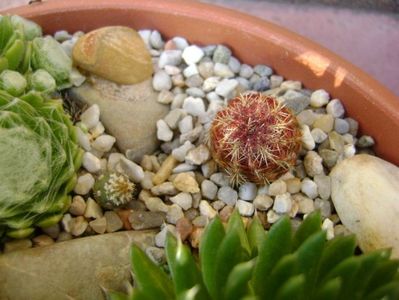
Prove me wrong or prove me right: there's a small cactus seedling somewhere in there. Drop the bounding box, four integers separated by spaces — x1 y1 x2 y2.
93 172 135 209
210 93 302 184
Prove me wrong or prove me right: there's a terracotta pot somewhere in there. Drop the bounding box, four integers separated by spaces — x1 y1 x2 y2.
4 0 399 166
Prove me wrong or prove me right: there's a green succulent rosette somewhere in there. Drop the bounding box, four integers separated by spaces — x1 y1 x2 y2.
0 90 83 238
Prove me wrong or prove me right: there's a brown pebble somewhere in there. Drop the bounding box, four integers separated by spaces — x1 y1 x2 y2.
164 40 177 50
116 209 133 230
176 218 193 241
153 155 179 185
57 232 73 242
32 235 54 247
189 227 204 249
129 211 166 230
219 205 234 223
185 208 199 221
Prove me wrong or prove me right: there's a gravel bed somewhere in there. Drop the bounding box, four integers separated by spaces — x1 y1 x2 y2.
2 29 376 254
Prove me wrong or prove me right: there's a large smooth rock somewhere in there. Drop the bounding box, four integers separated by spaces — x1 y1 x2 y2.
73 26 153 85
0 230 155 300
331 154 399 258
70 77 169 162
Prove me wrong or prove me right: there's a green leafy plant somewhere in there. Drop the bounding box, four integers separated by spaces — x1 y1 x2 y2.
0 15 72 89
110 211 399 300
0 90 83 238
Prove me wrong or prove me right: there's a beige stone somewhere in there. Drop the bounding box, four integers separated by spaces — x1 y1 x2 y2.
331 154 399 258
0 231 155 300
73 26 152 84
70 77 168 162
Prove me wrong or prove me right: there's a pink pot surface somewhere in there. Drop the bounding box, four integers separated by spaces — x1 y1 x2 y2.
3 0 399 165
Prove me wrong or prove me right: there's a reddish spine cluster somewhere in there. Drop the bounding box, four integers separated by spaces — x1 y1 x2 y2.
210 93 302 185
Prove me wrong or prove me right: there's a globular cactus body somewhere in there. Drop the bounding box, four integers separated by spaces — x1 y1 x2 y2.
93 172 135 209
210 93 301 184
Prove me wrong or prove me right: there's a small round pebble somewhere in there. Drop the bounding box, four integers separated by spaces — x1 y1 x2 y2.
326 99 345 118
201 179 218 200
273 193 292 214
217 186 238 206
238 182 257 201
80 104 100 129
156 119 174 142
74 173 95 195
182 45 204 64
170 192 193 211
310 89 329 108
301 178 318 199
182 97 206 116
236 200 255 217
153 70 172 91
82 152 101 173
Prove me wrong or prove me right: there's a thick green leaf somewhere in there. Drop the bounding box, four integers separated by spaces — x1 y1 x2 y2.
224 259 255 300
226 210 251 256
364 281 399 300
313 278 341 300
325 256 361 299
296 231 326 296
275 274 305 300
0 16 13 52
365 259 399 295
199 216 225 299
130 245 174 299
262 253 298 299
247 216 265 257
253 216 292 298
4 39 25 70
317 235 356 284
177 286 201 300
214 228 247 299
292 211 322 250
165 233 208 299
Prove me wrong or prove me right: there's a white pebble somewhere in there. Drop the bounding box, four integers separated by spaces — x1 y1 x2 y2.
172 141 195 162
322 218 335 240
164 109 184 130
268 180 287 196
344 144 356 158
144 197 168 213
150 30 164 49
326 99 345 118
74 173 95 195
138 29 151 46
82 152 101 173
201 179 218 200
183 64 199 77
238 182 257 201
172 36 189 50
90 122 105 139
185 144 210 165
84 198 103 219
311 128 328 144
236 200 255 217
315 198 332 217
120 157 145 183
80 104 100 129
156 119 174 142
199 200 217 218
214 63 234 78
54 30 72 41
210 172 230 186
253 194 273 211
182 45 204 64
173 163 196 173
267 210 281 224
107 153 124 172
178 115 193 134
217 186 238 206
158 50 182 68
273 193 292 214
310 89 330 108
228 57 241 73
155 224 177 247
76 127 91 151
301 125 315 150
153 70 172 91
166 204 184 224
183 97 205 116
92 135 116 153
215 79 238 98
301 178 318 199
202 76 221 92
304 151 324 177
170 193 193 211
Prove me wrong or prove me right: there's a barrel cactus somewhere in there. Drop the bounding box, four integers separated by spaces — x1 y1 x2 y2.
0 90 83 238
210 93 302 185
111 211 399 300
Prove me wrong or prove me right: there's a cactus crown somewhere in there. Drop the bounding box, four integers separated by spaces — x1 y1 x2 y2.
93 172 135 209
109 211 399 300
210 93 302 185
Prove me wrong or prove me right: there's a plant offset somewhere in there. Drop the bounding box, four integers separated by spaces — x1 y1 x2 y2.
111 211 399 300
0 15 83 238
210 93 302 184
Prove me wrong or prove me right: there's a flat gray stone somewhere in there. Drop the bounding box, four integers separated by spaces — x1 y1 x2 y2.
0 231 155 300
69 77 169 162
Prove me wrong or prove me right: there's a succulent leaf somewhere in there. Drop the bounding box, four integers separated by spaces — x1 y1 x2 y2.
246 216 265 257
199 216 225 299
275 274 305 300
130 244 175 299
292 211 322 250
224 259 255 300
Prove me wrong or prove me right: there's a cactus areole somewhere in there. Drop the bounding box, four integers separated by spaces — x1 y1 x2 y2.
210 93 302 184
